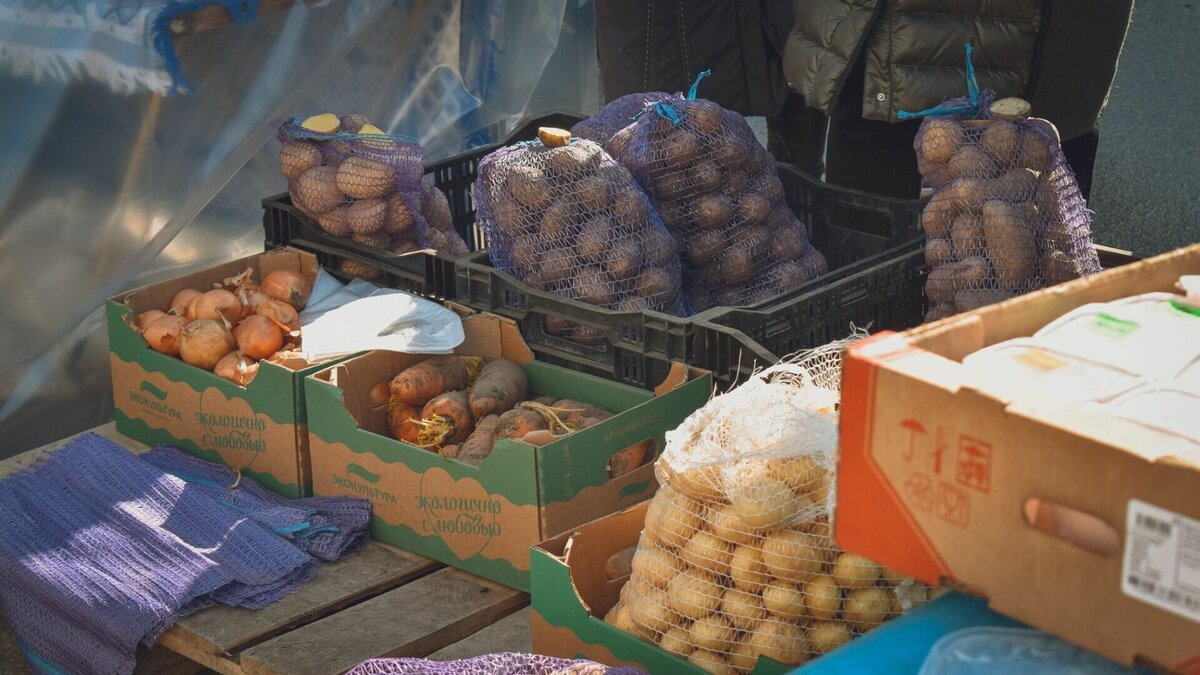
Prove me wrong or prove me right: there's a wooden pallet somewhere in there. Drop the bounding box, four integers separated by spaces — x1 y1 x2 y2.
1 424 531 674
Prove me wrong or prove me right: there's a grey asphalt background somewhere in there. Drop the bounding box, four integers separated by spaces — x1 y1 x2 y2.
0 3 1195 673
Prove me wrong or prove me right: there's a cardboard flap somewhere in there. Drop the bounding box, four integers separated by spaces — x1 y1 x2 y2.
560 501 647 618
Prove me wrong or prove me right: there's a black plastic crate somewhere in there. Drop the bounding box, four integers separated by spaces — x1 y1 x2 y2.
694 242 1142 385
453 165 928 388
262 112 584 297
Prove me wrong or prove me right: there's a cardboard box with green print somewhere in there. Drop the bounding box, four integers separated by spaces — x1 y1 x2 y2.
305 313 712 590
107 247 344 499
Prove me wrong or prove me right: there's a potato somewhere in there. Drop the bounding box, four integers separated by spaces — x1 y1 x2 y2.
316 207 351 236
770 224 807 262
737 193 771 226
946 177 988 211
831 552 881 589
768 456 824 495
708 504 757 546
576 175 611 211
688 613 735 653
733 224 772 257
668 571 723 620
570 265 612 305
686 229 726 266
662 130 701 168
606 547 636 580
510 236 540 270
385 193 416 235
661 464 725 503
730 544 771 593
947 145 996 179
611 190 649 224
769 260 811 291
604 602 638 636
925 238 954 267
844 587 890 631
643 227 679 267
658 624 694 658
630 589 675 634
637 267 677 301
293 166 344 214
762 530 824 583
712 137 744 172
807 621 852 655
688 650 735 675
762 581 807 620
709 246 757 287
656 495 706 549
722 588 768 631
632 546 684 589
682 531 733 577
1020 119 1059 172
720 168 747 198
346 198 387 234
732 475 798 530
495 199 528 232
693 162 723 194
279 140 323 182
576 221 613 260
351 230 389 249
921 190 956 238
1043 248 1079 285
746 620 809 666
950 214 985 259
504 165 547 208
688 101 724 135
300 112 340 133
336 157 395 199
338 258 381 280
549 145 591 176
982 120 1021 165
881 567 908 587
957 256 992 286
802 575 842 620
919 118 964 165
924 303 957 323
695 194 734 230
606 242 644 282
606 125 634 160
955 288 1014 312
982 200 1036 289
540 201 576 238
924 262 964 303
653 171 691 201
991 167 1040 203
891 584 930 614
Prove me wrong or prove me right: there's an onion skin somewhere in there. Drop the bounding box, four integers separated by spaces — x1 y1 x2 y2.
234 315 284 360
179 319 235 370
135 310 167 333
239 289 270 320
214 351 259 386
143 315 188 355
256 299 301 331
262 269 313 310
192 289 241 323
170 289 202 315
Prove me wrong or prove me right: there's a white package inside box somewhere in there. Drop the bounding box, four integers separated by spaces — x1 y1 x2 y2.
961 339 1144 405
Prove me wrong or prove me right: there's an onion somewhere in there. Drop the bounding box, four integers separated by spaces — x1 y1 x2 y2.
191 289 241 323
179 319 235 370
234 315 284 360
239 288 270 320
214 351 259 386
143 315 188 355
171 288 202 315
262 269 312 310
256 299 301 331
134 310 166 333
368 381 390 408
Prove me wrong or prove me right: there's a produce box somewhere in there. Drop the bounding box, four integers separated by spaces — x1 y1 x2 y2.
107 248 339 498
532 501 791 675
305 314 711 590
836 244 1200 673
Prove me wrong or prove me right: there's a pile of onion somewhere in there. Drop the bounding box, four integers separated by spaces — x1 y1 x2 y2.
133 266 312 386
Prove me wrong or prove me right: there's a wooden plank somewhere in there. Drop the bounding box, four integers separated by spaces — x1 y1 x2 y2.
238 569 529 675
133 643 206 675
426 607 532 662
170 544 440 655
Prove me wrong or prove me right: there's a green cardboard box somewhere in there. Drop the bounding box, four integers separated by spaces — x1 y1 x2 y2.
531 501 791 674
108 247 341 498
305 314 712 590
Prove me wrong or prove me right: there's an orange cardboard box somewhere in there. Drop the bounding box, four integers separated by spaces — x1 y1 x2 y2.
835 244 1200 673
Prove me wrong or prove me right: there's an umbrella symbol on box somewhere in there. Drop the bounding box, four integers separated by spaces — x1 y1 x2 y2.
901 419 925 461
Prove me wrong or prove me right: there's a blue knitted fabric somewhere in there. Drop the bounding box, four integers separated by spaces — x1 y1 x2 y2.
348 653 647 674
142 446 371 561
0 433 318 675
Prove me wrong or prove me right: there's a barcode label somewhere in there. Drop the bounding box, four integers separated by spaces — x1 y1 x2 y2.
1122 499 1200 624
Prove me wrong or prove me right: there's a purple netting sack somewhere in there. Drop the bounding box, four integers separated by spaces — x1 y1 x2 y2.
475 135 690 346
909 46 1102 322
277 114 428 258
420 174 471 257
571 92 672 144
348 654 645 675
606 75 827 310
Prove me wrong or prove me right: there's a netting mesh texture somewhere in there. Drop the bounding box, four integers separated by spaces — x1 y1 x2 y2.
915 114 1101 322
604 338 936 672
606 96 828 311
0 433 337 674
421 174 470 257
277 115 430 259
348 654 646 675
570 92 671 145
475 138 690 346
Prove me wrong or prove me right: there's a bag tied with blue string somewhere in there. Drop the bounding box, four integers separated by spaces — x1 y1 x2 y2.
907 44 1102 322
606 71 827 311
571 91 674 145
474 127 689 347
277 114 440 267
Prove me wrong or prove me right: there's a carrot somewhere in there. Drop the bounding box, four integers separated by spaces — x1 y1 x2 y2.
416 390 475 448
532 395 556 406
608 439 653 479
389 355 485 406
552 399 608 428
441 444 460 459
495 408 548 440
458 414 500 465
468 359 529 419
387 402 423 445
520 429 558 446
